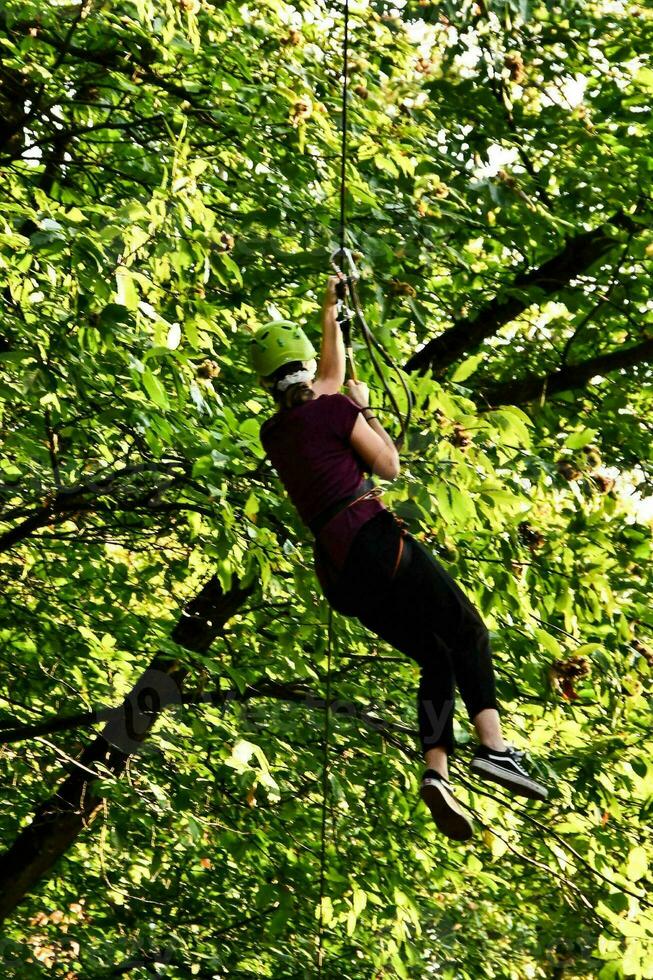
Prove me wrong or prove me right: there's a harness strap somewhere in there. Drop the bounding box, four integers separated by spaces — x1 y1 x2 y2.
392 535 405 578
308 478 383 538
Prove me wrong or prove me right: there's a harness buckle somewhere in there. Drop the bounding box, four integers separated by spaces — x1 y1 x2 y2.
358 486 384 504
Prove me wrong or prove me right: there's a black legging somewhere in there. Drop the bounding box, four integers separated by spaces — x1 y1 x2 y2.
316 510 499 755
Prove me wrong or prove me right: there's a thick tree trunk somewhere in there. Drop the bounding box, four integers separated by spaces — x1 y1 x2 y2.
0 575 253 925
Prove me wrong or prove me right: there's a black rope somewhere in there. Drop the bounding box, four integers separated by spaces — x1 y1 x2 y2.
348 276 413 448
316 606 334 977
334 0 357 379
338 0 350 259
331 0 412 445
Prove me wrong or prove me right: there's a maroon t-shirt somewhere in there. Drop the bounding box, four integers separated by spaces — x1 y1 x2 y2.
260 393 386 571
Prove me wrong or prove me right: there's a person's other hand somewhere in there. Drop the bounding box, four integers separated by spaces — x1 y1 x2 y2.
346 379 370 408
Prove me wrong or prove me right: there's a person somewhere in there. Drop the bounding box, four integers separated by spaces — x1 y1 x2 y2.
251 276 548 841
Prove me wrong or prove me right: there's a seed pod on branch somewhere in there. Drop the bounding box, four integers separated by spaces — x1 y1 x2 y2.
439 539 459 562
415 57 435 75
390 280 416 297
518 522 545 551
291 97 313 127
557 459 581 482
592 474 615 494
280 29 302 46
197 359 220 379
504 51 525 84
550 655 590 701
450 424 471 450
583 445 602 470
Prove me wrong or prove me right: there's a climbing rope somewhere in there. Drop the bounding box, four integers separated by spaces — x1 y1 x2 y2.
316 4 413 968
315 606 334 977
348 273 414 448
315 11 348 960
332 248 414 449
337 0 350 261
330 0 413 448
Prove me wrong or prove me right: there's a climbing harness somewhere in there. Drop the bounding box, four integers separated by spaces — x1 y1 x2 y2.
308 477 382 537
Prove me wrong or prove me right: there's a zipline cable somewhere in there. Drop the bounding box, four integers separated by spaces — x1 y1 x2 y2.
332 249 413 447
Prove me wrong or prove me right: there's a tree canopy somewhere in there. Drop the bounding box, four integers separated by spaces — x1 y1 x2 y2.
0 0 652 977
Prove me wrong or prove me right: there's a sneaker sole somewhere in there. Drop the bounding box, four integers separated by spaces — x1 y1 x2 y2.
470 758 548 801
420 782 474 841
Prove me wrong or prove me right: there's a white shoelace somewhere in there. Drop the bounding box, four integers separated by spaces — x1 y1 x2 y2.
506 745 530 775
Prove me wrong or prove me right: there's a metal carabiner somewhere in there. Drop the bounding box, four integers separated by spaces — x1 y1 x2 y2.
330 247 360 282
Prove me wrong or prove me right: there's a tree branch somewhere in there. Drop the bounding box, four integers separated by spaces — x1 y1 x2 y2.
478 337 653 406
0 460 187 554
0 680 417 751
0 13 211 116
404 211 641 374
0 573 254 924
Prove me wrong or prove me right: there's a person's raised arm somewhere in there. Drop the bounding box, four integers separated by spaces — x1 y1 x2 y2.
313 276 346 396
347 380 400 481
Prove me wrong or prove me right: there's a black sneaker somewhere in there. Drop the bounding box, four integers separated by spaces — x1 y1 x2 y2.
470 745 548 801
419 770 474 841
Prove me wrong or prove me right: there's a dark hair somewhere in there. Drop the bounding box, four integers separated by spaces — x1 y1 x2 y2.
266 361 316 410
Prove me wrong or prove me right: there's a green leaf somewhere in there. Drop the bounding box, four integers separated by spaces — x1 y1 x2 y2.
99 303 133 328
450 353 484 383
218 252 243 286
533 627 564 659
115 267 139 309
565 428 598 450
142 367 170 409
625 846 648 882
490 408 532 447
166 322 182 349
316 896 333 926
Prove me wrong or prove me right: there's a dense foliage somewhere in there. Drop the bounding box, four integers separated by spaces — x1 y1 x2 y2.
1 0 652 977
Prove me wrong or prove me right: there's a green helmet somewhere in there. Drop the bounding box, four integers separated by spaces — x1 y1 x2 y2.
250 320 317 378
